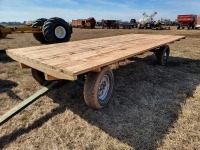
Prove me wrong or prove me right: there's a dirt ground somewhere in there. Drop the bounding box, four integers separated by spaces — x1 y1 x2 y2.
0 27 200 150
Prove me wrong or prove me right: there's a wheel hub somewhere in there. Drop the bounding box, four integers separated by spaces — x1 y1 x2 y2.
55 26 66 39
163 51 167 60
98 75 110 102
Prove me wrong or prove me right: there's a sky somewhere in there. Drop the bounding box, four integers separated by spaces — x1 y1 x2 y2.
0 0 200 22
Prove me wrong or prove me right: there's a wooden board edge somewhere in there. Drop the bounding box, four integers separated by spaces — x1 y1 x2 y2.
44 74 58 81
19 63 30 69
6 51 77 81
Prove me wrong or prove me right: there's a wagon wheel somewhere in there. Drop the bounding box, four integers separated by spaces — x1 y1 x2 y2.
32 18 47 27
31 69 47 85
84 67 114 109
155 45 170 66
32 18 47 43
192 25 195 29
43 17 71 44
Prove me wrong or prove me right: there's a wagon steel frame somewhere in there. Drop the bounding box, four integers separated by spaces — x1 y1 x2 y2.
0 26 42 38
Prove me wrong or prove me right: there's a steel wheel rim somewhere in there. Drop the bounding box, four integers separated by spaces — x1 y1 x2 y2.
98 74 110 103
163 51 167 61
55 26 66 39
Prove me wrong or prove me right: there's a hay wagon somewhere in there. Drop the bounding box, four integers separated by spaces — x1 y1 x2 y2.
0 33 185 125
6 34 185 110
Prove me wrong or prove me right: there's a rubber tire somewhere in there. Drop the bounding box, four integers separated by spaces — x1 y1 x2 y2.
43 17 71 44
31 69 46 85
155 45 170 66
32 18 47 43
84 67 114 109
192 25 195 29
69 25 73 34
32 18 47 27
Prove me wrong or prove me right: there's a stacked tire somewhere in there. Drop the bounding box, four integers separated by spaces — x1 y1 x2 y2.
32 18 47 43
32 17 72 44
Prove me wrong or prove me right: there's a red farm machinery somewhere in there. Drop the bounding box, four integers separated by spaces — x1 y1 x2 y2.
177 14 197 30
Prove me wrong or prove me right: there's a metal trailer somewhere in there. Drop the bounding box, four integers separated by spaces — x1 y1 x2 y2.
1 34 185 125
101 20 119 29
177 14 197 30
0 17 72 44
71 17 96 29
71 19 84 28
119 19 137 29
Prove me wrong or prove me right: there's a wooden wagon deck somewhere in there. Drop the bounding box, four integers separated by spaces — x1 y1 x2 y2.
6 34 185 80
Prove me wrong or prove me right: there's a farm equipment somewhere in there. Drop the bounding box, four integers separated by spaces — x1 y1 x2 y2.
0 25 41 38
137 11 158 29
0 34 185 125
119 19 137 29
137 12 170 30
177 14 197 30
0 17 72 44
71 17 96 29
0 33 185 125
101 20 120 29
195 14 200 29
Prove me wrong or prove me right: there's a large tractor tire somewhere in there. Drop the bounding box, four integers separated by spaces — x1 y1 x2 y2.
32 18 47 43
43 17 71 44
32 18 47 27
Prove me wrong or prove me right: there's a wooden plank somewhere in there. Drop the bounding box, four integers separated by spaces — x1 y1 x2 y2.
15 34 148 58
19 63 30 68
7 52 77 80
45 74 58 81
57 35 185 75
92 67 101 72
15 34 160 56
6 34 185 80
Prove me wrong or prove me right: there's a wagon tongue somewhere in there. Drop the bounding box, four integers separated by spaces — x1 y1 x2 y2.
0 81 58 126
